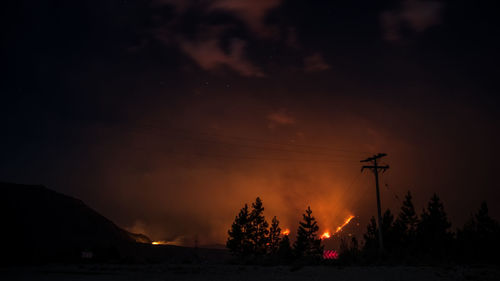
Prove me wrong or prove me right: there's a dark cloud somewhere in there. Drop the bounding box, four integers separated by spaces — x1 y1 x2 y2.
208 0 282 37
152 0 283 76
381 0 444 41
267 110 296 128
304 53 331 73
180 38 264 77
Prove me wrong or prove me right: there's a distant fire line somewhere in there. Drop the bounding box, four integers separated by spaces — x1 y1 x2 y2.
320 215 355 240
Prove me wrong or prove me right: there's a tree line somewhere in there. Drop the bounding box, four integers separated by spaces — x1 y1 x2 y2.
227 193 500 265
227 197 323 264
362 192 500 264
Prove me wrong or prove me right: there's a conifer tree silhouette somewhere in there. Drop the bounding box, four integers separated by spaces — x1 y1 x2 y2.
417 193 452 257
339 236 360 262
382 209 394 232
363 210 396 253
362 216 379 258
227 204 253 256
268 216 281 255
293 206 323 259
394 191 419 248
381 209 396 251
458 201 500 263
249 197 269 255
277 234 293 263
364 216 378 243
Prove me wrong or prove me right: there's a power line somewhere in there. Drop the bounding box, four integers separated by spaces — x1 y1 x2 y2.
101 123 368 160
150 124 372 154
97 120 371 154
84 134 362 165
75 122 374 166
194 152 363 164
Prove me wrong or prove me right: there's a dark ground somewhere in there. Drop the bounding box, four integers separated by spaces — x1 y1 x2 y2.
2 264 500 281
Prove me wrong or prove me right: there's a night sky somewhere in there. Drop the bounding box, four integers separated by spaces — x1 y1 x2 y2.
2 0 499 246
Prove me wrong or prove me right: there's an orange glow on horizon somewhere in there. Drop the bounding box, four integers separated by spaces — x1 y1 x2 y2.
282 229 290 236
320 231 331 239
152 241 168 245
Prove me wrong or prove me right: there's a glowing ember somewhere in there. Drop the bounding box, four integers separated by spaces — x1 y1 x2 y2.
151 241 168 245
323 250 339 260
320 232 331 239
282 229 290 236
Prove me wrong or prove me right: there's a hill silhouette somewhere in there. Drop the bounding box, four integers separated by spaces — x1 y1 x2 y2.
0 182 150 263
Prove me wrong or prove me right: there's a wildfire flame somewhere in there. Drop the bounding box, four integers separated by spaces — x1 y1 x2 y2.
151 241 168 245
282 229 290 236
335 215 355 234
321 215 355 240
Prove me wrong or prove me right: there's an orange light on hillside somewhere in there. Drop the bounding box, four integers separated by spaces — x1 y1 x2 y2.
321 215 356 240
152 241 168 245
282 229 290 236
320 232 331 239
334 215 355 234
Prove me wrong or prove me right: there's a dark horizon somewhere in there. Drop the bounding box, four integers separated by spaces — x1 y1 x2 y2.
2 0 499 246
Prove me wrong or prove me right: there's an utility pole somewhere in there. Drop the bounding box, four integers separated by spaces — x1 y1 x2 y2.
361 153 389 252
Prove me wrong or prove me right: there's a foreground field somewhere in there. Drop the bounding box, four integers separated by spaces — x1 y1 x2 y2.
2 264 499 281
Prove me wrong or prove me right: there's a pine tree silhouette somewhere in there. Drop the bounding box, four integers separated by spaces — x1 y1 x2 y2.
249 197 269 255
362 216 378 255
277 234 293 263
268 216 281 255
474 202 500 239
363 210 396 253
394 191 419 247
381 209 396 251
417 193 452 258
458 201 500 263
339 236 360 262
364 216 378 242
382 209 394 232
293 206 323 259
227 204 253 256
